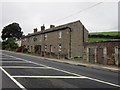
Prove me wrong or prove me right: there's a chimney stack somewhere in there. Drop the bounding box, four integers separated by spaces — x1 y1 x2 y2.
41 24 45 31
34 28 37 33
50 25 55 29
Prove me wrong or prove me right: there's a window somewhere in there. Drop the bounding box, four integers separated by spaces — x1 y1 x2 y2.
58 31 62 39
44 34 47 40
45 45 47 51
33 37 37 42
50 45 53 52
31 37 33 41
58 44 62 51
24 38 26 41
28 38 29 42
27 46 29 49
40 35 42 41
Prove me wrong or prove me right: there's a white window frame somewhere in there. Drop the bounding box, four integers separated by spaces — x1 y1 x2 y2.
58 31 62 39
45 45 47 51
40 35 42 41
58 44 62 51
44 34 47 41
50 45 53 52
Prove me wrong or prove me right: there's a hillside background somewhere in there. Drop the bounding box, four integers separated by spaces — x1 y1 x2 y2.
88 31 120 42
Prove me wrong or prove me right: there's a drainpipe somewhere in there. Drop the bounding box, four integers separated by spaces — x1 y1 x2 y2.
82 25 84 42
67 27 72 58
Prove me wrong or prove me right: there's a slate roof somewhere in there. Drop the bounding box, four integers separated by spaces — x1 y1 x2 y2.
23 20 81 38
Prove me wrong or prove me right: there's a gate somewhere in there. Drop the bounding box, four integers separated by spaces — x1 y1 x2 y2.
89 48 95 64
96 48 104 64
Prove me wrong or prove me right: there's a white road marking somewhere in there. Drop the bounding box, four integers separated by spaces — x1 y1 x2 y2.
2 66 52 69
0 67 26 89
0 58 16 60
12 76 87 78
0 61 28 63
2 53 120 88
3 54 48 67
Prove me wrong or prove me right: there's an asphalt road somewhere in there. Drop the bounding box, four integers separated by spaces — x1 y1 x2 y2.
0 50 120 89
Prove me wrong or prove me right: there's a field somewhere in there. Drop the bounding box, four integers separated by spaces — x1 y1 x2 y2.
88 38 119 42
88 31 120 42
89 31 120 36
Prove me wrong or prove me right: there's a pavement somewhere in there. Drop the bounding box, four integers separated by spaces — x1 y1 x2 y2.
6 50 119 72
45 57 120 72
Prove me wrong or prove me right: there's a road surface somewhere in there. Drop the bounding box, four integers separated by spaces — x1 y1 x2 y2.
0 50 120 89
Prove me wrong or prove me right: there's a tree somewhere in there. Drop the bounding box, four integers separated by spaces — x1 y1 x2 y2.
1 23 23 40
2 38 18 50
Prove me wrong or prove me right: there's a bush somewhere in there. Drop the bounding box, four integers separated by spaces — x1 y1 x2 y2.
16 46 24 52
2 38 18 51
16 46 28 53
22 48 28 53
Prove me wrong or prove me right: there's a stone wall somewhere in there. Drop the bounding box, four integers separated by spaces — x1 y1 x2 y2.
83 41 120 66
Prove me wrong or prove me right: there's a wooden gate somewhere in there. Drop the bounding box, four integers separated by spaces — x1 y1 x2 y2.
89 48 95 64
96 48 104 64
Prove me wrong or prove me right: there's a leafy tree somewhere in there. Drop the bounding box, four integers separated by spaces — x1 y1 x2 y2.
2 38 18 51
1 23 23 40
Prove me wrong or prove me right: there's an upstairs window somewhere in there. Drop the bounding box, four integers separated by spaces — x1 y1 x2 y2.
28 38 30 42
58 31 62 39
45 45 47 51
33 37 37 42
44 34 47 41
40 35 42 41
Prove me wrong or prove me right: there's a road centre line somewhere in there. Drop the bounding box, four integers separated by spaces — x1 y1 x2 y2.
0 67 26 89
12 76 87 78
2 53 120 88
2 66 52 69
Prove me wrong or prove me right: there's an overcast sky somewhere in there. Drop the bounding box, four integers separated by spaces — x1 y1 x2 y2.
0 0 119 36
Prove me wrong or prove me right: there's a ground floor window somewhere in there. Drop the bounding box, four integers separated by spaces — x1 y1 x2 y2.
50 45 53 52
58 44 62 51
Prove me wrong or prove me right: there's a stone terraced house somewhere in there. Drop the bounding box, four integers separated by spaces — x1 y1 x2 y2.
21 20 88 59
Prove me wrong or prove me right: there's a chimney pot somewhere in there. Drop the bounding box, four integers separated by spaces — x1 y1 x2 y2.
50 25 55 28
34 28 37 33
41 24 45 31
